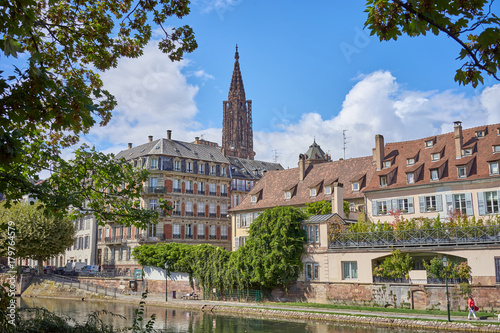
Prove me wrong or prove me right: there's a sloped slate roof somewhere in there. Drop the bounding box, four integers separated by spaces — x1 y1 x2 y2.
227 156 284 180
115 138 229 163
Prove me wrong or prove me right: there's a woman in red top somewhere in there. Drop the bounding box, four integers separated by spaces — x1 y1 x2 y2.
468 296 477 320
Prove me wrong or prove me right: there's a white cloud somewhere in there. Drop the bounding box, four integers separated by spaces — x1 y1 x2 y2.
253 71 500 169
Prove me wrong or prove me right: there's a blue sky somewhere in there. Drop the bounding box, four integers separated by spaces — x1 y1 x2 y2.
78 0 500 169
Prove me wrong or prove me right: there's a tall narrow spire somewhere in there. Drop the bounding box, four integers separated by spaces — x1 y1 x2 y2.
222 46 255 160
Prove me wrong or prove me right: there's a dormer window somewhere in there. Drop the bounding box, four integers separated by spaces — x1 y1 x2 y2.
494 145 500 153
407 158 415 166
430 169 439 181
251 195 257 203
383 161 391 168
489 161 499 175
310 188 317 197
380 175 387 187
463 148 472 156
431 153 440 161
352 182 359 192
406 172 415 184
425 140 434 148
476 130 485 138
325 186 332 195
457 166 467 178
285 191 291 200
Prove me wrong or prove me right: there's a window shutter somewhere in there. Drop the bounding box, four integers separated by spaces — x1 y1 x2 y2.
419 196 425 212
234 237 239 251
236 214 241 228
386 200 392 211
193 161 198 172
465 192 473 216
497 191 500 212
181 159 186 172
408 197 414 214
391 199 397 211
445 194 453 214
436 195 443 212
372 201 378 216
477 192 486 216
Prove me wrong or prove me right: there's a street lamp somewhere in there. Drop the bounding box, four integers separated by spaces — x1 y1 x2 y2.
442 256 451 322
165 262 168 302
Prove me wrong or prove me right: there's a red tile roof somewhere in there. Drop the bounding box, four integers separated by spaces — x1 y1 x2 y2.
231 156 376 211
365 123 500 192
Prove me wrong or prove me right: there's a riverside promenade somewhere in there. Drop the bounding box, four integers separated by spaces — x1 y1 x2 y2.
109 292 500 332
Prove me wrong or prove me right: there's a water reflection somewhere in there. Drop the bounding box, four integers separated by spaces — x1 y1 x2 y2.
20 297 438 333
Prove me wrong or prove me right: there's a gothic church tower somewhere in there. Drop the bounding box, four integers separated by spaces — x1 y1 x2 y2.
222 46 255 160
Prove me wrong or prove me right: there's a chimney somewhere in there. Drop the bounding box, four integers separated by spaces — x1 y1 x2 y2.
373 134 384 170
128 143 132 149
167 130 172 140
298 154 306 181
454 121 463 159
148 135 153 142
331 182 345 218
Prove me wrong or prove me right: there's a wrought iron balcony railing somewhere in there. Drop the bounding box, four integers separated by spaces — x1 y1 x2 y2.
329 225 500 249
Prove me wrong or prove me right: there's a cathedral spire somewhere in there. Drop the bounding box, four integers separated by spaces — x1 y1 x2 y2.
222 46 255 160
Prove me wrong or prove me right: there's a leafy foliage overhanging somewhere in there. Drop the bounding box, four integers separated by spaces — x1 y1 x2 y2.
365 0 500 87
0 0 195 225
133 206 307 292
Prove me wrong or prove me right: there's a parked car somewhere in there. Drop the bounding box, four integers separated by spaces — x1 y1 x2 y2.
53 267 65 275
79 265 100 276
64 262 86 275
43 266 55 273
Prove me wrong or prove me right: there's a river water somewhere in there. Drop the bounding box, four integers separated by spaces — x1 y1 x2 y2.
20 297 439 333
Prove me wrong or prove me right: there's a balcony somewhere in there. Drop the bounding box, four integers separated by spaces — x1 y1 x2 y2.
209 213 217 218
104 236 124 245
186 189 193 194
220 213 227 218
151 208 167 217
329 225 500 250
144 186 166 194
221 192 228 197
221 235 228 240
172 211 181 216
198 190 205 195
197 235 205 239
185 212 194 216
173 188 181 193
185 234 193 239
209 191 217 196
198 212 205 217
173 234 181 239
209 235 217 239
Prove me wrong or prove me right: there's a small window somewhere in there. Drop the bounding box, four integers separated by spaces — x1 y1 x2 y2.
431 153 440 161
463 148 472 156
494 145 500 153
377 201 387 215
285 191 291 200
485 191 499 214
210 165 217 175
425 196 437 211
310 188 317 197
305 262 319 281
174 160 181 171
425 140 434 148
342 261 358 280
476 131 485 138
383 161 391 168
380 175 387 187
457 166 467 178
187 161 193 173
325 186 331 195
198 163 205 174
430 169 439 181
150 159 157 169
489 161 499 175
251 195 257 203
406 172 415 184
407 158 415 166
398 198 409 213
352 182 359 192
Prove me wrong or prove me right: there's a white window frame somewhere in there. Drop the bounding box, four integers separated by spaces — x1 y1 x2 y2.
285 191 291 200
407 158 415 166
173 179 181 190
463 148 472 156
425 140 433 148
187 161 193 173
425 196 437 211
325 186 332 195
210 165 216 175
489 161 499 175
251 195 257 203
431 153 440 161
380 176 387 187
485 191 499 214
383 161 391 168
453 193 467 214
305 262 319 281
377 201 388 215
352 183 359 192
150 158 158 169
197 224 205 237
430 169 439 181
174 160 181 171
310 188 316 197
149 199 157 210
495 145 500 153
198 163 205 174
398 198 409 213
406 172 415 184
342 261 358 280
457 166 467 178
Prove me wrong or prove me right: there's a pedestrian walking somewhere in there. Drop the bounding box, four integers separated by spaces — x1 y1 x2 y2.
468 295 478 320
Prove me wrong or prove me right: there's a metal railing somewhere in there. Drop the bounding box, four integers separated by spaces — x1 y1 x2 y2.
329 225 500 249
144 186 166 194
205 289 263 302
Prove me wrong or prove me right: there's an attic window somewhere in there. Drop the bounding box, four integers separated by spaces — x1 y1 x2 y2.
156 146 160 149
194 151 198 155
494 145 500 153
463 148 472 156
425 140 434 148
325 186 332 195
406 172 415 184
407 158 415 166
431 153 440 161
380 175 387 187
285 191 291 200
430 168 439 181
352 182 359 192
251 195 257 203
457 166 467 178
476 130 485 138
310 188 317 197
140 149 145 153
383 161 391 168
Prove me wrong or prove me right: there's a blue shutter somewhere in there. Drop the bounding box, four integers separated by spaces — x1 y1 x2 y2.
193 161 198 173
392 199 397 211
181 159 186 173
445 194 452 213
386 200 392 211
164 157 173 171
419 196 425 213
436 195 443 212
408 197 414 214
497 191 500 213
477 192 486 216
372 201 378 216
216 164 220 177
205 162 209 175
465 192 473 216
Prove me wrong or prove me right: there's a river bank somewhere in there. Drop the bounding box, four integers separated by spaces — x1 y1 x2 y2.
21 279 500 332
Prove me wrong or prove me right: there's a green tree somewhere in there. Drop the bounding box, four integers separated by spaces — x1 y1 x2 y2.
0 202 75 272
305 200 331 215
0 0 195 224
373 249 413 279
365 0 500 87
242 206 307 290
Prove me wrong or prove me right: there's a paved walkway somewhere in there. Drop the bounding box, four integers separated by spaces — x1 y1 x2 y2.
113 291 500 325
